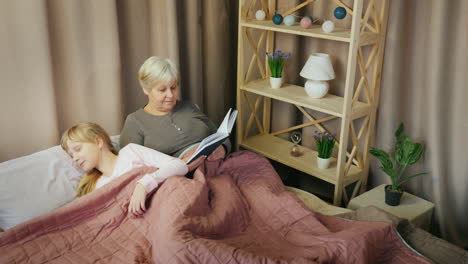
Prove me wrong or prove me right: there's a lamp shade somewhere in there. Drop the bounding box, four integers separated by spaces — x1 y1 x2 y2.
299 53 335 81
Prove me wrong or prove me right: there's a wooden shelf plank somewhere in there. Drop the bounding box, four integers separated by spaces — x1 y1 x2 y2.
241 79 370 119
240 134 362 185
241 20 352 42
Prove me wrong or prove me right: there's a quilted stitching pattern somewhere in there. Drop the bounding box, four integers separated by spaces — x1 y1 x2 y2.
0 151 430 263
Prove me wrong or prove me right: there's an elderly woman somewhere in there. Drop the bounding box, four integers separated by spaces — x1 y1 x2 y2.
120 56 230 159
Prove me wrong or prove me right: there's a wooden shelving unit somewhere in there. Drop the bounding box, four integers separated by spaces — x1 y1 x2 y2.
236 0 390 206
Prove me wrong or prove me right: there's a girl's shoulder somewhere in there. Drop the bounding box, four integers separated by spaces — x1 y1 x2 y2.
119 143 146 153
119 143 163 158
116 144 145 164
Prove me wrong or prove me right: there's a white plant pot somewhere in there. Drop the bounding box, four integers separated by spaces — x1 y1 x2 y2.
317 157 331 169
269 77 283 89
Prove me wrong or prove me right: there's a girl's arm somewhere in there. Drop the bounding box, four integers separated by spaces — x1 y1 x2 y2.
121 143 188 193
122 144 189 216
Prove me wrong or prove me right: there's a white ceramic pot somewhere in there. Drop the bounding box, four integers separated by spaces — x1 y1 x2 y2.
317 157 331 169
305 80 329 98
269 77 283 89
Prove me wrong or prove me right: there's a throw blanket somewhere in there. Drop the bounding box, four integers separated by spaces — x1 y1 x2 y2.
0 151 430 263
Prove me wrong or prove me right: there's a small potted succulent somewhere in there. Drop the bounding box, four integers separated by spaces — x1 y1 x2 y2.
266 49 290 89
369 123 427 206
314 131 336 169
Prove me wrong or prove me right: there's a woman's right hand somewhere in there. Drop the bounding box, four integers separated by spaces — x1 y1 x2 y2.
186 155 206 172
207 145 226 161
180 145 206 172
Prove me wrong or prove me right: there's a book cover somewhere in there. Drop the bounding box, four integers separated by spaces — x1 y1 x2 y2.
186 108 238 164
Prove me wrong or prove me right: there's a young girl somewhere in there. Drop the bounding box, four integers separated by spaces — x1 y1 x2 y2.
60 122 205 216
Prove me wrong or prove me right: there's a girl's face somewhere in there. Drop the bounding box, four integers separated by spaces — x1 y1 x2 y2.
144 79 179 114
66 140 101 172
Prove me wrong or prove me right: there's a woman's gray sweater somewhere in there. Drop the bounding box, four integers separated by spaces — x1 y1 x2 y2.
119 101 231 157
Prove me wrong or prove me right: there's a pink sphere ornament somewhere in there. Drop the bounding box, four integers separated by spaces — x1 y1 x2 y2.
300 17 312 29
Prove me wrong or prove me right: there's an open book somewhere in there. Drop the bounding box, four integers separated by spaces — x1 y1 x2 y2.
186 108 238 164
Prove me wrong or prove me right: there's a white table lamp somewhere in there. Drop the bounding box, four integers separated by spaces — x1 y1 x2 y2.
299 53 335 98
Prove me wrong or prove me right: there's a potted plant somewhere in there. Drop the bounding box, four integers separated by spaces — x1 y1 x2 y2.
314 131 336 169
369 123 426 206
266 49 290 89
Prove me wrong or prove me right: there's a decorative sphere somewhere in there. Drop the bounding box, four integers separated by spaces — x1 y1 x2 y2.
305 15 314 23
255 10 266 21
284 15 295 26
272 14 283 25
322 20 335 33
334 7 347 19
300 17 312 29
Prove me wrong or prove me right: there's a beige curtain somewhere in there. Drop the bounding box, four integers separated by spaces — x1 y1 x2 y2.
373 0 468 248
1 0 123 160
0 0 237 161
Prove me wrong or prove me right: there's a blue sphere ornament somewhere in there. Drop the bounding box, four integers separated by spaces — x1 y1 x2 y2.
284 15 295 26
334 7 347 19
272 14 283 25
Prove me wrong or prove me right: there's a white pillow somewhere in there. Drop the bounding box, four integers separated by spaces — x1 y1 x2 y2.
0 135 121 230
0 146 84 230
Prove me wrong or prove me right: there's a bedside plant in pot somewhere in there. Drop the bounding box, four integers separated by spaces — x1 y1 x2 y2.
369 123 427 206
266 49 290 89
314 131 336 169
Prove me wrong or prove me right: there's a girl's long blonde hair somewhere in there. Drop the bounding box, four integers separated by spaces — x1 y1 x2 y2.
61 122 118 197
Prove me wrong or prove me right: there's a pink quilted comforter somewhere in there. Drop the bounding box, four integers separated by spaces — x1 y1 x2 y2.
0 151 430 263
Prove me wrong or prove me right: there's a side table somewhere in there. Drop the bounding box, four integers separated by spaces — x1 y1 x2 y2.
347 184 435 231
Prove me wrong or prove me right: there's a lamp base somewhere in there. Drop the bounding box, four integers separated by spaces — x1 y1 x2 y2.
304 80 329 98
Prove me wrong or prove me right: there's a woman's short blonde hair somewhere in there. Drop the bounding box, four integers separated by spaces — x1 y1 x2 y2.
138 56 179 90
61 122 118 197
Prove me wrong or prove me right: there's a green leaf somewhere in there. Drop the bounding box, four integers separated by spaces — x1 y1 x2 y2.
407 143 424 165
397 138 415 165
370 147 393 169
399 172 427 185
381 166 398 186
395 123 404 138
268 60 275 76
394 123 407 152
381 166 397 178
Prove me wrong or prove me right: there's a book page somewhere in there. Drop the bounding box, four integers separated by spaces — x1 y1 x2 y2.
186 108 237 164
199 132 225 146
217 108 232 134
228 110 237 132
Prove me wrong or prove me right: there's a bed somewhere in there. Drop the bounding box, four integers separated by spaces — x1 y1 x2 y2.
0 143 466 263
